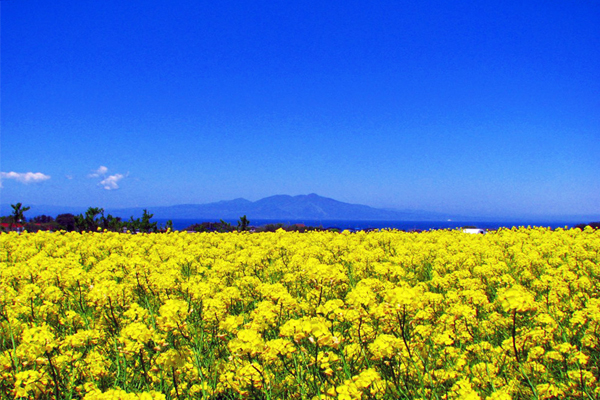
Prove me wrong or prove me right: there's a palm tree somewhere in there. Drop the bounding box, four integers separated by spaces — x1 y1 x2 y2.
11 203 30 230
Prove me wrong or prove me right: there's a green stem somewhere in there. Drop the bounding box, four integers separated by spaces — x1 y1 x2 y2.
512 310 520 363
45 351 61 399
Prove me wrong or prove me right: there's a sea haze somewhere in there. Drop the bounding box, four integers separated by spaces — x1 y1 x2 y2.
1 194 598 227
103 194 460 221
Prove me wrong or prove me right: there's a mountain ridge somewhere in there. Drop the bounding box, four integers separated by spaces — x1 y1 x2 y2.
2 194 597 222
130 193 456 220
1 194 457 221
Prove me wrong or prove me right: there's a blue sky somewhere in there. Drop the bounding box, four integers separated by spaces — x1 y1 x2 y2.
1 0 599 218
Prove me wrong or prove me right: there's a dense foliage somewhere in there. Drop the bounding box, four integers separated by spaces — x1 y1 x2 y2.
1 204 169 233
1 228 599 399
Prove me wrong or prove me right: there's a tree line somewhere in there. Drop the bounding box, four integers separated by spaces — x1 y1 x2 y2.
0 204 255 233
0 203 170 233
0 204 330 234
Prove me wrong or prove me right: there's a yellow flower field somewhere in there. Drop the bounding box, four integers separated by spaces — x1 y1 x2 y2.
1 227 599 399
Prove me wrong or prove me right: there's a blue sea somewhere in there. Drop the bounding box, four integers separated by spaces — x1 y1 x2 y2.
155 218 584 232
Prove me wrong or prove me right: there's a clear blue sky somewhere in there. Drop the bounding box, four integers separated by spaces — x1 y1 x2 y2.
1 0 599 218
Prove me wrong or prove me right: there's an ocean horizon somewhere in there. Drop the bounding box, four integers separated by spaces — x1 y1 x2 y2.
155 218 586 232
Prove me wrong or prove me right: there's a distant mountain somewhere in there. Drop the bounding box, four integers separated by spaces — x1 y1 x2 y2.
105 193 459 221
3 195 598 222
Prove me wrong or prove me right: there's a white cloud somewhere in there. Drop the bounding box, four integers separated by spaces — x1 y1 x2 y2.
88 166 108 178
0 171 51 185
87 166 127 190
99 174 125 190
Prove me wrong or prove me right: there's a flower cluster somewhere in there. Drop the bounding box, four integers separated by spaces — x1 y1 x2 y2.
1 226 599 399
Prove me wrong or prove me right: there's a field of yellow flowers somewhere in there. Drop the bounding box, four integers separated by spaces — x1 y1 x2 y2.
1 227 599 399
